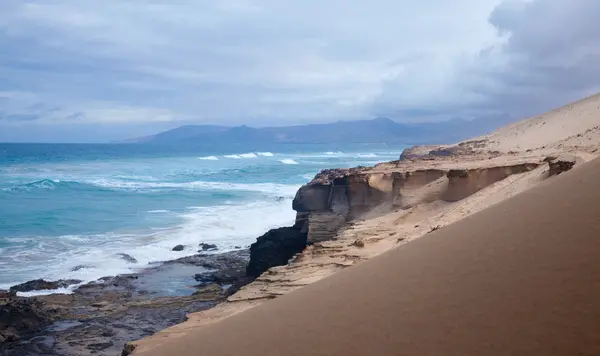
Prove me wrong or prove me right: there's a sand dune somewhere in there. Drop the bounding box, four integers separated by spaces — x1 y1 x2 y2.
473 92 600 153
129 93 600 355
137 153 600 356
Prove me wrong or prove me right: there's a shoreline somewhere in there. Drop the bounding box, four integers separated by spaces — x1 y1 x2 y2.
0 248 254 355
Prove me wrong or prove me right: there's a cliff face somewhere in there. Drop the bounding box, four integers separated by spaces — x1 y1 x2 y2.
292 163 540 244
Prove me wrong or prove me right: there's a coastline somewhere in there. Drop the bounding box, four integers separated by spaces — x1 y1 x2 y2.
1 93 599 355
128 92 600 355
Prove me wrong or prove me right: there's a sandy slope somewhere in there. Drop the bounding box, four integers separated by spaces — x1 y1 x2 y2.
470 92 600 153
129 94 600 355
138 144 600 356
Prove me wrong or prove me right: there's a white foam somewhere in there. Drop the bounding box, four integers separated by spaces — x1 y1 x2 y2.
224 154 242 159
279 159 299 165
325 151 343 155
148 210 170 213
301 173 316 180
355 153 378 158
239 153 257 159
17 287 74 297
198 156 219 160
257 152 274 157
88 179 297 195
0 197 299 292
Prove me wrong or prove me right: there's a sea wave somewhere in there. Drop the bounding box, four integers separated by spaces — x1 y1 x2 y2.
279 159 299 165
223 154 242 159
354 153 378 158
198 156 219 160
257 152 274 157
239 153 257 159
1 178 298 196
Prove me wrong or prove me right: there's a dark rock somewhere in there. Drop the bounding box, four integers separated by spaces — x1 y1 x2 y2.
247 226 308 278
71 265 93 272
9 279 82 293
116 253 138 263
234 246 242 249
86 341 114 351
194 267 245 285
276 196 285 202
199 243 218 251
0 297 62 342
171 244 185 251
122 343 137 356
0 290 15 301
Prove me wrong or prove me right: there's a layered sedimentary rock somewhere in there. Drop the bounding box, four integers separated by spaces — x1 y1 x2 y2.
290 162 540 244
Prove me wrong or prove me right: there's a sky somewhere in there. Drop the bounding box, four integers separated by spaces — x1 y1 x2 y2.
0 0 599 142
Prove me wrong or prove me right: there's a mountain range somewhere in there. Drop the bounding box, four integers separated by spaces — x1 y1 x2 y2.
123 117 510 147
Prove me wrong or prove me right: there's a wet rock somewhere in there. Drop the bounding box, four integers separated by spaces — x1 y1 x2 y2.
199 243 218 251
0 297 62 343
116 253 138 263
71 265 93 272
194 267 246 285
247 226 308 278
9 279 82 293
172 244 185 251
86 341 114 351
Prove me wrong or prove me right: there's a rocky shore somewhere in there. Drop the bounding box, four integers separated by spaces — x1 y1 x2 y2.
0 248 251 356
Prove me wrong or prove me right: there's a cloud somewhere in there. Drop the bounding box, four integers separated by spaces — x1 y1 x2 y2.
372 0 600 120
0 0 598 141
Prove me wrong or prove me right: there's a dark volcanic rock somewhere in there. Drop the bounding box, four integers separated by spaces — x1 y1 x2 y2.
194 267 245 285
0 297 63 344
116 253 138 263
9 279 82 293
172 244 185 251
199 243 218 251
247 226 308 278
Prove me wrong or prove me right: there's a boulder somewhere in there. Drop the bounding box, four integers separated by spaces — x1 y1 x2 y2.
246 226 308 278
198 243 218 251
9 279 82 293
116 253 138 263
171 245 185 251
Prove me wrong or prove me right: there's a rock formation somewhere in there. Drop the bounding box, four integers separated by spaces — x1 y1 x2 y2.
289 162 540 244
246 227 307 278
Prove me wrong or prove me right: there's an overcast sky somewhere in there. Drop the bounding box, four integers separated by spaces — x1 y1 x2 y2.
1 0 599 142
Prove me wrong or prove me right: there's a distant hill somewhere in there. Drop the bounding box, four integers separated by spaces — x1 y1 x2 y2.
122 117 510 147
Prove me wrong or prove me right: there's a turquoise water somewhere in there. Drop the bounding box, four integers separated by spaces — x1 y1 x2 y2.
0 143 405 292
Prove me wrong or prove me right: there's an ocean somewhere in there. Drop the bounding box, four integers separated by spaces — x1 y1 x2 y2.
0 143 405 293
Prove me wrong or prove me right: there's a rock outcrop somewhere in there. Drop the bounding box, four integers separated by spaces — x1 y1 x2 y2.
246 227 308 278
9 279 82 293
290 162 540 243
